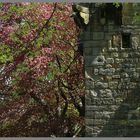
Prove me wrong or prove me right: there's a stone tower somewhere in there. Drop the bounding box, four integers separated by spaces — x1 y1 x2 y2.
73 3 140 137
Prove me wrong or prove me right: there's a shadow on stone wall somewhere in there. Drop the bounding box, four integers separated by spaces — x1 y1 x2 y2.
85 40 140 137
98 88 140 137
97 58 140 137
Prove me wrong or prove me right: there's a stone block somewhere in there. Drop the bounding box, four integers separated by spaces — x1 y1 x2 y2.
85 110 93 118
92 55 106 66
85 55 106 66
132 36 139 49
85 126 93 137
85 96 92 105
111 52 119 58
105 34 112 40
109 81 118 89
92 126 102 133
115 98 124 104
85 79 94 89
112 34 121 47
129 68 136 72
84 32 92 40
122 16 133 25
121 72 129 78
105 68 115 76
131 72 139 79
84 47 93 56
85 41 106 48
93 68 99 75
136 68 140 72
95 82 108 89
109 105 120 111
89 90 98 97
99 129 126 137
121 52 129 58
91 98 115 105
99 68 105 75
85 105 98 111
106 58 114 64
99 89 113 98
105 64 112 68
92 32 104 40
85 119 94 126
112 75 121 79
129 82 137 89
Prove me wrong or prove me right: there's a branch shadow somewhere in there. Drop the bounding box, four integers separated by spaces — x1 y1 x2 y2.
91 57 140 137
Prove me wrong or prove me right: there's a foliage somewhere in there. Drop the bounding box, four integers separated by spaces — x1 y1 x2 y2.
0 3 85 137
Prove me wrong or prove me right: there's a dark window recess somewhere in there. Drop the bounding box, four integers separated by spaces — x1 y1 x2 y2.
104 3 122 25
122 33 131 48
100 8 105 18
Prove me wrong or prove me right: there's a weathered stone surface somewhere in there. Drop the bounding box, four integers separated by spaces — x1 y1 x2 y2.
83 3 140 137
85 119 94 126
109 105 120 111
106 58 114 64
94 111 115 119
121 52 129 58
112 75 121 79
85 55 106 66
92 55 105 66
91 98 115 105
85 79 95 89
131 72 139 79
90 90 98 97
85 126 93 137
111 52 119 58
132 36 139 49
85 110 93 118
84 47 93 55
99 68 105 75
94 68 99 75
121 72 129 78
109 81 118 89
105 68 115 76
115 58 123 64
105 64 112 68
99 89 113 98
92 32 104 40
95 82 108 89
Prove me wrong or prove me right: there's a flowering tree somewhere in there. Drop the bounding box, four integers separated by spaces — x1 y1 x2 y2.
0 3 85 137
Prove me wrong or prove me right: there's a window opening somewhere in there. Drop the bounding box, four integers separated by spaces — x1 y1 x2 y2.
122 33 131 48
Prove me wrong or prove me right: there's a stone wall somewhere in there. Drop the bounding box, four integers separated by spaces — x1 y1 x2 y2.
84 3 140 137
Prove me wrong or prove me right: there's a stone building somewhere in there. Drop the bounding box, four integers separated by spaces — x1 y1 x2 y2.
73 3 140 137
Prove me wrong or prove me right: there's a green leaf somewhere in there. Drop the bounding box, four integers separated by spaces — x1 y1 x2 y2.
12 92 19 99
47 72 54 80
